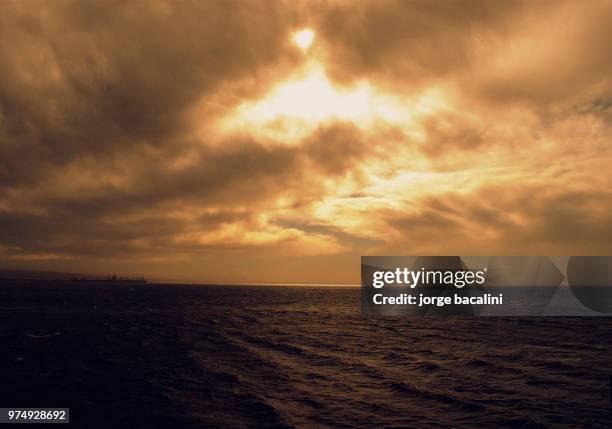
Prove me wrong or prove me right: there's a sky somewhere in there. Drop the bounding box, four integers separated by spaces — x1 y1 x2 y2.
1 0 611 284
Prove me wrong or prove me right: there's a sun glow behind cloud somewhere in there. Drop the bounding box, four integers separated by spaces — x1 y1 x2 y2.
293 28 315 51
219 61 447 142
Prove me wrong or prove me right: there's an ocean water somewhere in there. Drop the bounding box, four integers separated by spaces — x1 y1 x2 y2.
0 282 610 428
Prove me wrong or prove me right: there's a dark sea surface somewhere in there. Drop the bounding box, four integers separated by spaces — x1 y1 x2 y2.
0 282 610 428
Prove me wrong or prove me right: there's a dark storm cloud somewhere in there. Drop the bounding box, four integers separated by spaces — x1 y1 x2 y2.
0 0 297 187
0 207 255 258
0 120 374 259
316 0 612 106
273 219 383 250
39 141 299 215
303 123 371 174
384 185 612 255
316 0 522 86
34 122 371 215
419 113 485 157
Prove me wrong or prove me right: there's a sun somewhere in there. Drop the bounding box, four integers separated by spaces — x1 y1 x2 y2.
292 29 315 51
